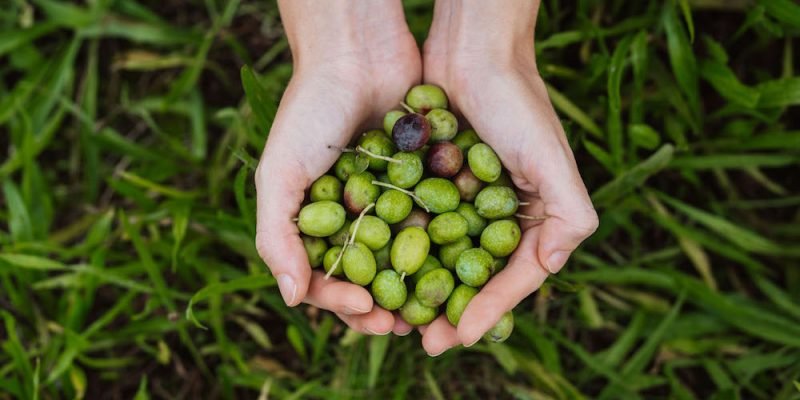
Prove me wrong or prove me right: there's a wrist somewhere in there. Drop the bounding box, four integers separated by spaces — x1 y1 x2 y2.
278 0 411 69
424 0 539 64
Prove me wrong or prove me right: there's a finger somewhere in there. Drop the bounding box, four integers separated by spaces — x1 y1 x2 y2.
392 316 414 336
304 271 374 315
421 314 460 357
255 159 312 307
535 157 599 273
336 306 395 335
457 229 549 346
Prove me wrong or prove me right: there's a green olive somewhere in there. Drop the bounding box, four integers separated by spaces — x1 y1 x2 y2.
455 202 487 237
349 215 391 251
392 208 431 233
302 235 328 268
359 129 397 171
415 268 455 307
327 220 352 246
371 270 407 310
455 248 493 287
405 84 448 113
387 152 423 189
343 242 377 286
480 220 521 257
376 189 413 224
452 129 481 153
373 239 393 271
383 110 406 136
483 311 514 343
343 171 380 214
334 152 369 181
474 186 519 219
399 293 438 326
411 255 443 285
309 175 342 202
414 178 460 214
446 284 478 326
298 201 346 237
438 235 473 270
390 226 430 275
427 212 468 245
323 246 345 277
426 109 458 142
467 143 502 183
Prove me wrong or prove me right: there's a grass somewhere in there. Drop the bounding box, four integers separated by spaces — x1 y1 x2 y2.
1 0 799 398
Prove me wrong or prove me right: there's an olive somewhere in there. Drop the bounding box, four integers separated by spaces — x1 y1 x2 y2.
455 202 487 237
455 248 493 287
483 311 514 343
467 143 502 183
446 284 478 326
427 212 468 245
426 108 458 142
415 268 455 307
334 152 369 181
376 189 413 224
414 178 460 214
359 130 397 171
390 226 430 275
480 220 522 257
343 172 380 214
298 201 346 237
349 215 391 251
343 242 377 286
392 114 431 152
426 142 463 178
452 129 481 152
309 175 342 202
399 293 437 326
405 84 448 114
439 235 473 270
474 186 519 219
387 152 423 189
371 269 407 310
302 235 328 268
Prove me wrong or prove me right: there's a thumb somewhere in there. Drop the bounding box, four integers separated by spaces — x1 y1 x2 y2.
255 158 312 306
535 166 599 274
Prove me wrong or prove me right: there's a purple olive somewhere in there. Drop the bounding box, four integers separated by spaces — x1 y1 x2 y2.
453 166 484 201
426 142 463 178
392 114 431 152
392 208 431 233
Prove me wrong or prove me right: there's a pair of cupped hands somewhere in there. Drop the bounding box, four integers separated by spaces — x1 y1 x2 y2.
254 19 598 356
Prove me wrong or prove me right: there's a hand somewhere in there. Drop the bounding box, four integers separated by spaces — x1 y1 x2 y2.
255 1 419 336
417 0 599 355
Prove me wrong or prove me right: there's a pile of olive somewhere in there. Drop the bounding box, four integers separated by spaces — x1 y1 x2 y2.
298 84 522 343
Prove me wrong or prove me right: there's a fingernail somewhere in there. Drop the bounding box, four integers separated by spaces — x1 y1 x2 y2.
276 274 297 305
396 329 413 337
427 349 446 357
464 337 480 348
344 305 371 315
546 251 570 274
365 328 390 336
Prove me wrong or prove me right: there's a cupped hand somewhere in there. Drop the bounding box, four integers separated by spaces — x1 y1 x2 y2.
418 46 599 354
255 28 419 336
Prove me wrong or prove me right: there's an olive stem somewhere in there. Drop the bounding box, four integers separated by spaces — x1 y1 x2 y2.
347 202 376 248
370 180 431 213
515 213 548 221
399 102 416 114
291 217 299 222
355 145 402 164
518 202 531 206
400 272 406 281
325 233 350 280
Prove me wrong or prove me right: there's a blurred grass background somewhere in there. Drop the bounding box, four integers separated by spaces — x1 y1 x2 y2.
1 0 799 398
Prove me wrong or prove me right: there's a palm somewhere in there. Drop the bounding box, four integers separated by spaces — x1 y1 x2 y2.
417 58 598 354
255 32 421 336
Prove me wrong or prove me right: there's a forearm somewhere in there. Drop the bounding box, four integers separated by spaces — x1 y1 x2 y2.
277 0 410 66
426 0 539 61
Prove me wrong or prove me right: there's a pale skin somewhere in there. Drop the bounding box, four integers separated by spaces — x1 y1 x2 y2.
255 0 599 354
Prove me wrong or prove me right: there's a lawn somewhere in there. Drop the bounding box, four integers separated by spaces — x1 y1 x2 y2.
1 0 799 399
